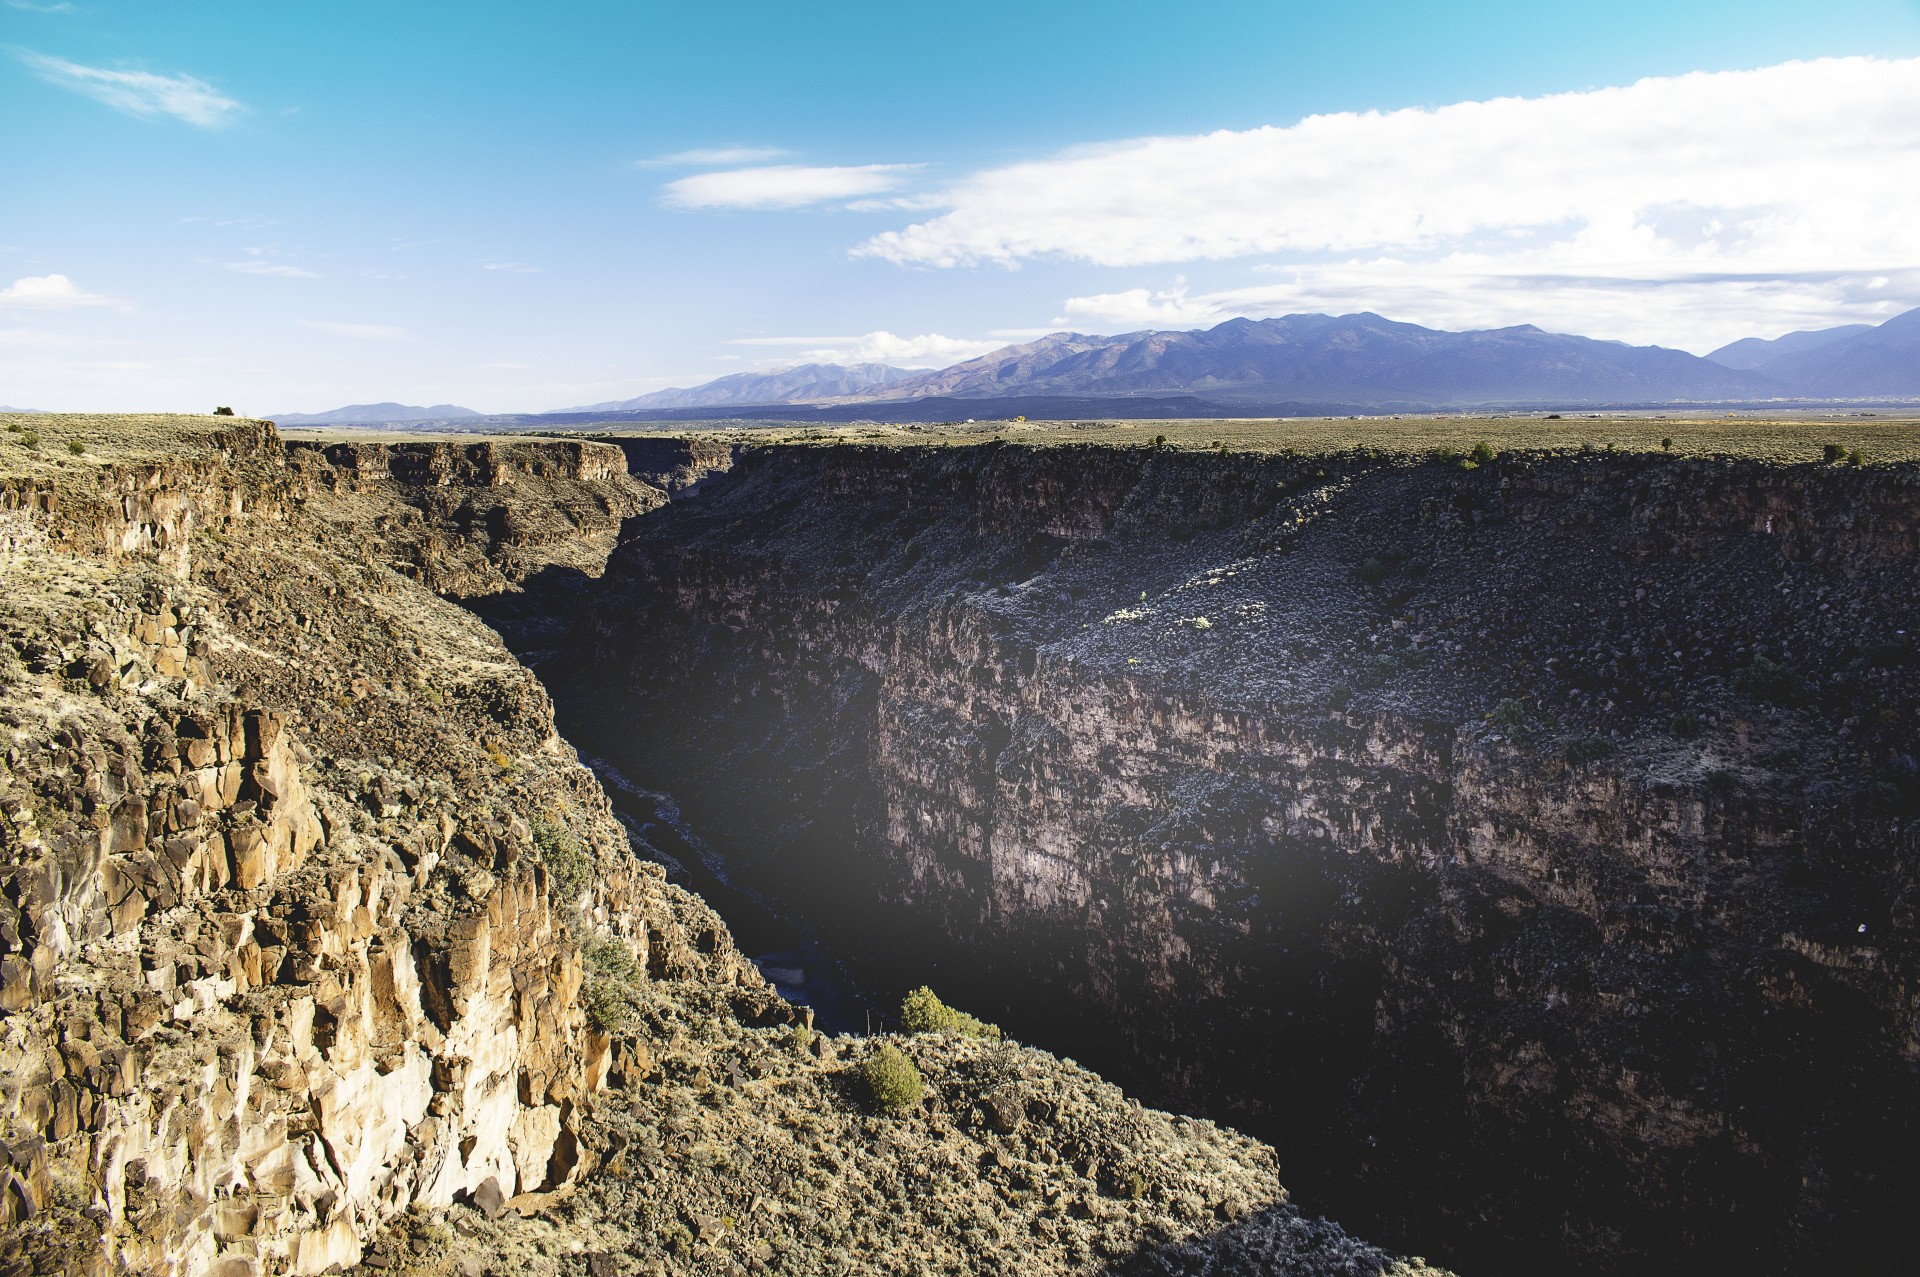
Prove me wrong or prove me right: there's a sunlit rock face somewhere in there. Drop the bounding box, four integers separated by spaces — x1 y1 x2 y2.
552 441 1920 1275
0 422 777 1275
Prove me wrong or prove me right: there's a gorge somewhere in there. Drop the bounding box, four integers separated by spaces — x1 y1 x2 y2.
518 426 1919 1276
1 412 1915 1277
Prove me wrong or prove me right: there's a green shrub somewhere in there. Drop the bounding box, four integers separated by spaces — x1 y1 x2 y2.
1152 434 1166 446
533 816 592 902
1357 557 1389 585
1469 440 1497 466
1732 655 1808 705
582 979 639 1033
1822 442 1846 464
789 1022 818 1055
899 985 1001 1039
1670 710 1703 739
1486 697 1528 729
1662 437 1674 451
213 406 235 416
1564 735 1615 766
863 1043 925 1115
581 931 639 982
19 431 38 451
66 440 85 456
1847 448 1864 467
1326 682 1353 711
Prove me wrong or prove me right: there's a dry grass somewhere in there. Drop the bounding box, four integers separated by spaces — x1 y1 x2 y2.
693 410 1920 465
13 409 1920 470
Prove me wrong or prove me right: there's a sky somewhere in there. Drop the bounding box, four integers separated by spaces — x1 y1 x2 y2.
4 0 1920 414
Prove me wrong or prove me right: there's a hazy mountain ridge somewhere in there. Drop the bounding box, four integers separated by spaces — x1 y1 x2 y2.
864 313 1780 406
279 308 1920 426
272 402 482 425
1706 324 1875 370
1725 307 1920 396
574 362 916 411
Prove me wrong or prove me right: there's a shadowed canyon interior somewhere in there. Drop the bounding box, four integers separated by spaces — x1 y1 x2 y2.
1 415 1913 1277
502 437 1919 1276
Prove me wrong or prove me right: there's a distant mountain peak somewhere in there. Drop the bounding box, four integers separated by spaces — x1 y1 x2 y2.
565 362 917 412
271 402 481 425
852 310 1777 408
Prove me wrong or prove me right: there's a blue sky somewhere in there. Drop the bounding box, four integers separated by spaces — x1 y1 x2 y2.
4 0 1919 413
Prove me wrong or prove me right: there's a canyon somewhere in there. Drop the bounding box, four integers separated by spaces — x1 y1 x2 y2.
0 414 1450 1277
513 429 1920 1276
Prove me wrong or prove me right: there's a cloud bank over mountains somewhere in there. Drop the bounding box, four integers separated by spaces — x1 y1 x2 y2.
697 55 1909 353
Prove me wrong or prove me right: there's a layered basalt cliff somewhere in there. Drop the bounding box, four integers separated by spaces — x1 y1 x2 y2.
549 441 1920 1276
0 416 1443 1277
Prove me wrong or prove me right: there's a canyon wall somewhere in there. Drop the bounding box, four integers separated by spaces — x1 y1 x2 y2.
0 421 784 1274
0 418 1445 1277
553 441 1920 1275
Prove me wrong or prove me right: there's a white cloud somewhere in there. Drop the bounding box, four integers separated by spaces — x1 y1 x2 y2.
211 249 317 278
480 260 540 273
0 327 97 347
218 261 317 278
638 146 791 168
16 50 243 127
725 331 1006 367
301 321 412 342
664 164 922 210
1056 262 1920 355
0 273 112 308
858 56 1920 349
7 2 80 13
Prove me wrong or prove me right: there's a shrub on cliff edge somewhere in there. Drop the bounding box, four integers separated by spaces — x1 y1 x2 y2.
533 815 592 904
863 1042 925 1115
900 985 1001 1039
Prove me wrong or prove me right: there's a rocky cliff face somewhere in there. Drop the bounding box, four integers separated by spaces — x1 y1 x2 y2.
553 441 1920 1276
0 418 783 1275
0 417 1444 1277
281 437 662 595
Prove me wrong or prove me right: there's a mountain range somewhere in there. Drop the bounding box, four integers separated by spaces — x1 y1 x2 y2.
581 307 1919 413
277 306 1920 424
869 313 1779 406
1705 307 1920 396
569 362 915 411
271 402 481 425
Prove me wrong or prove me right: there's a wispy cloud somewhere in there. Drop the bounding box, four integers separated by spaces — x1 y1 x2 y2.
6 2 81 13
480 260 541 273
209 247 317 278
15 50 243 127
0 273 113 309
216 259 317 278
638 146 791 168
855 56 1920 349
301 321 412 342
726 331 1004 367
665 163 922 210
1056 267 1920 353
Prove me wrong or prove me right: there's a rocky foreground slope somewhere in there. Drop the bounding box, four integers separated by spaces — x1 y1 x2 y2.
538 435 1920 1276
0 414 1444 1277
